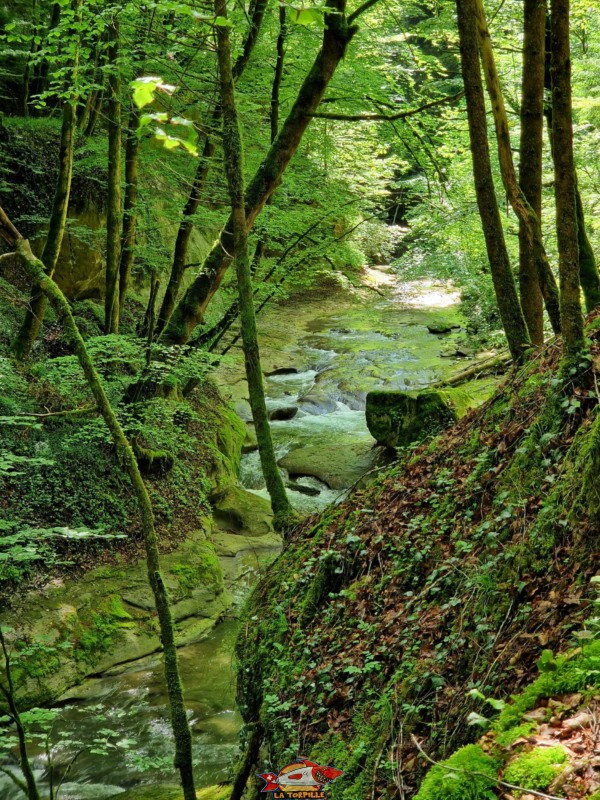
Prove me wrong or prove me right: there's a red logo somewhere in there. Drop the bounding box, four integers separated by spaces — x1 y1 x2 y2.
257 758 344 797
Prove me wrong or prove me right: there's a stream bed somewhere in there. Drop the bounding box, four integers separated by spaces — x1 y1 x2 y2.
1 275 493 798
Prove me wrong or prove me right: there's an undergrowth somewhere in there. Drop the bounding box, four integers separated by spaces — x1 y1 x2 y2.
237 318 600 798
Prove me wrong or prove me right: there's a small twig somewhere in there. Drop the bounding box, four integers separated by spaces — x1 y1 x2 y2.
55 749 84 800
411 735 566 800
17 406 97 419
310 91 464 121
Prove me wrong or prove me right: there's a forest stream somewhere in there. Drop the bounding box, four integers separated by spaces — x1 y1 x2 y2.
0 271 497 799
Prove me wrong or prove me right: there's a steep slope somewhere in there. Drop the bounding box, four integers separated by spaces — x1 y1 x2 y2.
236 317 600 798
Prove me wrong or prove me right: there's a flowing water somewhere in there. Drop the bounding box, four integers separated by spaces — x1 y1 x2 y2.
236 277 472 511
1 276 488 798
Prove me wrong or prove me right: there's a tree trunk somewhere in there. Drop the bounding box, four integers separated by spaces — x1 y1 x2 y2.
32 2 61 102
575 179 600 310
155 115 219 333
105 15 122 334
550 0 584 354
518 0 546 345
0 208 197 800
455 0 530 363
544 16 600 313
228 722 263 800
472 0 561 335
155 0 269 334
12 0 80 360
270 4 287 143
214 0 292 529
164 0 358 344
0 631 41 800
118 104 140 314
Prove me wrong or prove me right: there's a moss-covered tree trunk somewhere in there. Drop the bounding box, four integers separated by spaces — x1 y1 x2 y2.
550 0 584 354
213 0 292 529
164 0 357 344
455 0 530 362
12 0 80 361
543 17 600 314
105 14 122 334
118 104 140 314
518 0 546 345
0 208 197 800
575 182 600 311
472 0 561 335
155 0 269 335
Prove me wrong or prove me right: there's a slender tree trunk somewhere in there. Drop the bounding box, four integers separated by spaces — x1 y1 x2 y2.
12 0 80 360
214 0 292 529
472 0 561 334
164 0 357 344
77 45 101 132
455 0 530 362
550 0 584 354
575 179 600 310
105 15 122 334
140 277 160 338
84 90 104 137
32 2 61 103
270 4 287 143
0 631 41 800
544 16 600 313
118 104 140 314
518 0 546 345
156 114 219 333
229 722 263 800
0 208 197 800
155 0 269 334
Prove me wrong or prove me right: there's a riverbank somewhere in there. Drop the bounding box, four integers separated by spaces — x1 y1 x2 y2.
1 268 500 798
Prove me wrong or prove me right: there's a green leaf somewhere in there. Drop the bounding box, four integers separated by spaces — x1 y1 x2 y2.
214 15 233 27
467 711 489 727
291 6 323 24
131 77 176 109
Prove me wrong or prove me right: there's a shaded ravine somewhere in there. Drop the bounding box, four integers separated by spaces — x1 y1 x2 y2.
0 273 492 799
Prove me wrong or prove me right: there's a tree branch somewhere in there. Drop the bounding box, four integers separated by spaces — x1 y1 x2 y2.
348 0 383 23
309 90 464 121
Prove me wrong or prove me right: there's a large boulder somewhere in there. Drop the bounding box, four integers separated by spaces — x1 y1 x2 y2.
278 442 380 490
212 485 274 536
366 387 481 448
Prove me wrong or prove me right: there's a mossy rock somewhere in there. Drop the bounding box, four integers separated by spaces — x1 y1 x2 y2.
365 386 482 448
212 485 274 536
278 442 381 489
0 526 232 706
365 388 455 448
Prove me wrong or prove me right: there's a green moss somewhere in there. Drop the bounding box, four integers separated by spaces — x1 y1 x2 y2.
494 721 535 747
75 595 135 663
172 542 222 595
414 745 499 800
503 746 566 793
496 641 600 731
